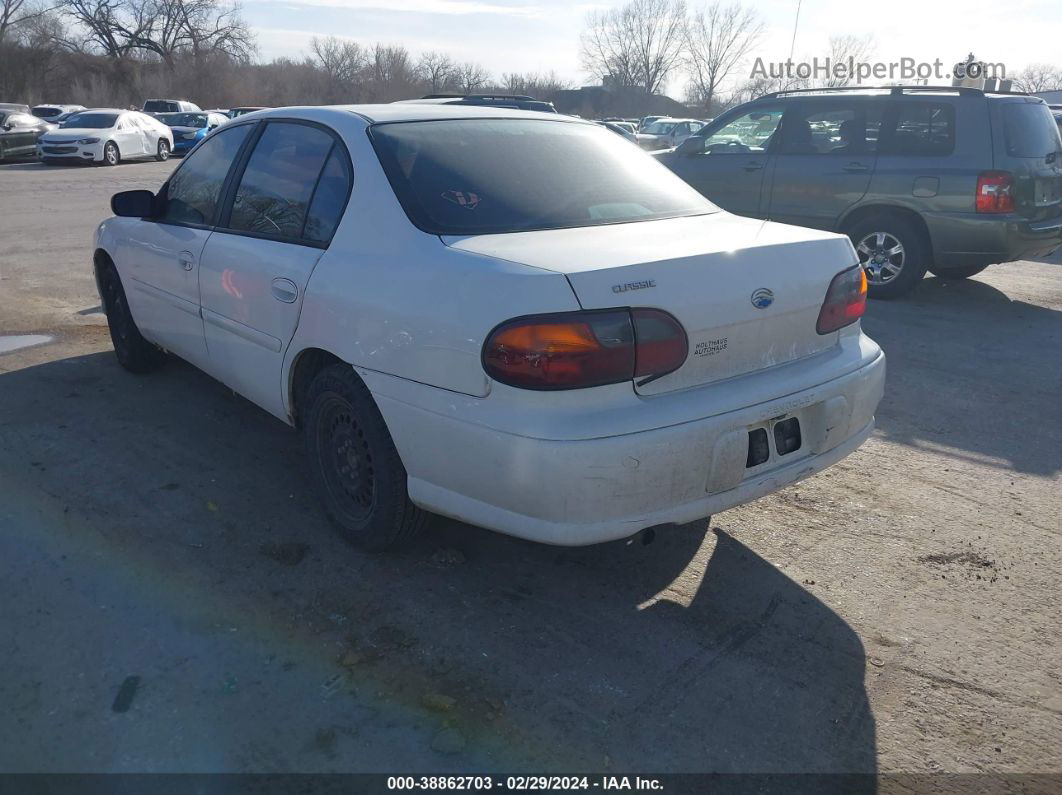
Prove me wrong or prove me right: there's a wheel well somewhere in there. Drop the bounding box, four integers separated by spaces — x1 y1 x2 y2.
93 248 114 297
289 347 344 427
838 205 934 265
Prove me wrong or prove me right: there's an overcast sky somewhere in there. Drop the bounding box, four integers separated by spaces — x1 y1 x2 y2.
243 0 1055 96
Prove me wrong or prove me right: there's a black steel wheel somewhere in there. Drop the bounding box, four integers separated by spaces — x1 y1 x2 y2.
303 364 427 551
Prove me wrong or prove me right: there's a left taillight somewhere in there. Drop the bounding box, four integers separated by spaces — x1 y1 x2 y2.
816 266 867 335
482 308 687 390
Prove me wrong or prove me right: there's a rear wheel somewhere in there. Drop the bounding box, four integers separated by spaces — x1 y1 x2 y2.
846 214 930 299
155 139 170 161
102 141 120 166
928 264 990 279
303 364 427 551
98 261 166 373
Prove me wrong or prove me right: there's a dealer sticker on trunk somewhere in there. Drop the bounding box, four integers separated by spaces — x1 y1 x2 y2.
694 338 728 357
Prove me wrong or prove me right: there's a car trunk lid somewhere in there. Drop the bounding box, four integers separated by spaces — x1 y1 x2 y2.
444 213 859 395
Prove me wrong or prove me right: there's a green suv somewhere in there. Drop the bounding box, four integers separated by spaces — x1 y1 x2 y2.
656 86 1062 298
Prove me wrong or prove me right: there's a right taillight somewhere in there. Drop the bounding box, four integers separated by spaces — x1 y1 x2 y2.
976 171 1015 213
817 266 867 335
482 308 687 390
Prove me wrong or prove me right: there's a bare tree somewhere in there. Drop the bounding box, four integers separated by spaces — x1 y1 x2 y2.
580 0 686 95
58 0 253 64
310 35 366 89
415 50 454 93
1012 62 1062 93
500 69 571 96
1 0 53 44
818 33 874 88
684 1 761 114
455 60 488 94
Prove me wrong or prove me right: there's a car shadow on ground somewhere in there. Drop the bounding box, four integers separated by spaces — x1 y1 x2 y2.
0 347 876 778
864 273 1061 477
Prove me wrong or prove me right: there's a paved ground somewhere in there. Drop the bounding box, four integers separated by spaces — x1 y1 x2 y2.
0 158 1060 775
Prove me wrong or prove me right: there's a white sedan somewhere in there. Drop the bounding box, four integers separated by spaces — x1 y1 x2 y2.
94 105 885 550
38 108 173 165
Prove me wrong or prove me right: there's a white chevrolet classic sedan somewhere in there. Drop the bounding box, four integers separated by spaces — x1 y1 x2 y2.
94 104 885 550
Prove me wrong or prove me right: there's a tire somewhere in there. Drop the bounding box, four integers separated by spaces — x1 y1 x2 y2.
928 264 990 279
303 363 427 551
845 214 930 299
102 141 120 166
98 260 166 373
155 139 170 161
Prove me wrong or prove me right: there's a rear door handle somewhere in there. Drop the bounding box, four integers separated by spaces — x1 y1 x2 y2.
842 162 870 173
177 251 195 271
271 277 298 303
743 161 765 172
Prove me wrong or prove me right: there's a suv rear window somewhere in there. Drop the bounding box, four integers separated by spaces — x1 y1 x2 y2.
370 119 715 236
883 102 955 156
1002 103 1062 158
144 101 177 113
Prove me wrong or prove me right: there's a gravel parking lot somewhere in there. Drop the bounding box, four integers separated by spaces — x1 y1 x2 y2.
1 159 1059 775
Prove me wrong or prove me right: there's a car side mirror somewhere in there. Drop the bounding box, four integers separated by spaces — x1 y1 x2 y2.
676 136 704 156
111 189 156 218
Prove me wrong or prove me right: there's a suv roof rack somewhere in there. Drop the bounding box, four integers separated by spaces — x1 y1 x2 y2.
760 85 1029 99
421 94 539 102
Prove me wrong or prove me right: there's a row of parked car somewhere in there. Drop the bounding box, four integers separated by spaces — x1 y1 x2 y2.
0 99 269 163
7 88 1062 302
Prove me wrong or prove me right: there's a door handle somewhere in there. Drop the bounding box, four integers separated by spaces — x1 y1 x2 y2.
743 161 765 172
177 251 195 271
271 277 298 303
842 162 870 173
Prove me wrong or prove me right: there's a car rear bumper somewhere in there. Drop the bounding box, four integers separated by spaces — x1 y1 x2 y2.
928 210 1062 266
366 337 886 546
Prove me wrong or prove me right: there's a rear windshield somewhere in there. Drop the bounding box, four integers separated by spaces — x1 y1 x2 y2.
1002 103 1062 158
370 119 716 236
60 112 118 129
32 107 61 117
144 101 177 113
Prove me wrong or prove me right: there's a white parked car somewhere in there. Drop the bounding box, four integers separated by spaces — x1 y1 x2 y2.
38 109 173 165
94 105 885 550
31 103 86 123
636 118 707 150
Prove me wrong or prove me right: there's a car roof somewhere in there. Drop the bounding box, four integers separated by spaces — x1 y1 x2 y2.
248 104 579 126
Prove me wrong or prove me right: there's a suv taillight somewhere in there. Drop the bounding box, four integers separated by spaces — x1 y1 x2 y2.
482 308 687 390
817 266 867 335
976 171 1015 213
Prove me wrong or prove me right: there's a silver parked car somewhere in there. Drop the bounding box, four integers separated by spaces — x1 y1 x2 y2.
636 118 706 151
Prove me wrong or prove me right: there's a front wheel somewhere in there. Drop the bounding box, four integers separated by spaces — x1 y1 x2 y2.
101 141 120 166
155 139 170 161
928 264 990 279
846 214 930 299
303 364 427 551
98 262 166 373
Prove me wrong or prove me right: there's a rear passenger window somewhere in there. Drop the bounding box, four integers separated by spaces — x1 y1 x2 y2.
227 122 338 242
883 103 955 156
304 148 353 243
778 104 882 155
162 123 253 226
